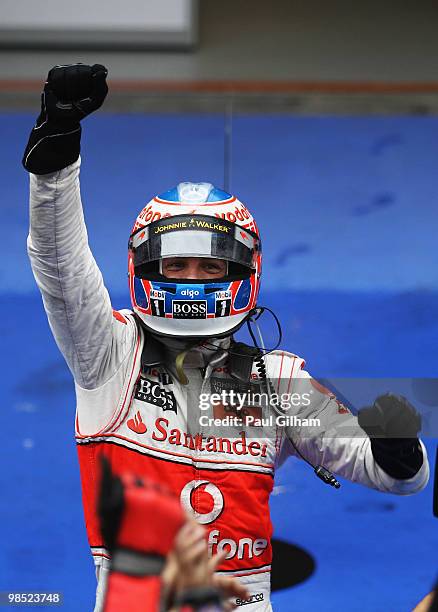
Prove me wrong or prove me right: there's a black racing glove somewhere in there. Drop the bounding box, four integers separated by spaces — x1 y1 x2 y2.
358 393 423 479
22 63 108 175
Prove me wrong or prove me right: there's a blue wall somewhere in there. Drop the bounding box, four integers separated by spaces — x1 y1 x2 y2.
1 113 437 610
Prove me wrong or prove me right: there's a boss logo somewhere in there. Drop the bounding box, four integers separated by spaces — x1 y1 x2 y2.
173 300 207 319
134 379 177 413
180 288 200 298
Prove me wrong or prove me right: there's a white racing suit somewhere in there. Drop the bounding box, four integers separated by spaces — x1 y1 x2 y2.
27 159 429 611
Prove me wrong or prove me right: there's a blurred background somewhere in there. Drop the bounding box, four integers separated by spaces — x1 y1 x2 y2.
1 1 438 610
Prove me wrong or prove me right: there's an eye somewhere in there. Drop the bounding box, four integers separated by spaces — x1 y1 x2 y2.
203 261 226 274
165 261 185 270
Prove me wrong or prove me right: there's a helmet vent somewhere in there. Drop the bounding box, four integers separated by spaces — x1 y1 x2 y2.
177 182 214 204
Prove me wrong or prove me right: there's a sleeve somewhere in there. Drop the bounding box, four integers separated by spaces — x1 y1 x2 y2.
27 157 134 390
280 364 429 495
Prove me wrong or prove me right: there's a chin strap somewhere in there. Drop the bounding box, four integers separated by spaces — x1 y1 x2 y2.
176 344 229 391
175 350 190 385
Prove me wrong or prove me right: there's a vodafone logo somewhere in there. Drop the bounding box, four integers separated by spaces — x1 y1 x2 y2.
180 480 269 562
180 480 224 524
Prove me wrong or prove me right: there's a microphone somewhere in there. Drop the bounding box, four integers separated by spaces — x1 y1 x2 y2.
314 465 341 489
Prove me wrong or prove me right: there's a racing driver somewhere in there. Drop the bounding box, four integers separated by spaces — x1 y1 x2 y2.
23 64 429 611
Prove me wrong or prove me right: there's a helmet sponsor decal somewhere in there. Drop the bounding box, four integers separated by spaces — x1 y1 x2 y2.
172 300 207 319
153 217 230 235
136 281 250 320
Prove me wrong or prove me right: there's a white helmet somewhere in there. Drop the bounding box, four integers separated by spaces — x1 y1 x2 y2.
128 182 262 338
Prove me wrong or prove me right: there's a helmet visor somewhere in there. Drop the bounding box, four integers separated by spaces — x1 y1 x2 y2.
131 214 260 271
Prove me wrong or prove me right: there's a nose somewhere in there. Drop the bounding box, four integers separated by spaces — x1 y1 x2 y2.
185 261 201 279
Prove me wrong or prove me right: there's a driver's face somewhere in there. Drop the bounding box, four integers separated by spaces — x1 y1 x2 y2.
162 257 227 279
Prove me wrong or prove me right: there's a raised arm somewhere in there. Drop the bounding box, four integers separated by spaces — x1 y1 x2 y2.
24 64 132 390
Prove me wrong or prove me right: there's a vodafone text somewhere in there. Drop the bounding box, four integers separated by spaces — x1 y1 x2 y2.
207 529 268 560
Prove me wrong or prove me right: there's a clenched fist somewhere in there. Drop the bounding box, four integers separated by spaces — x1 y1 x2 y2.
358 393 422 439
43 63 108 124
358 393 423 479
22 63 108 175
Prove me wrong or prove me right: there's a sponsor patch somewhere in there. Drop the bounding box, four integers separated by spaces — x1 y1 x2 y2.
172 300 207 319
142 368 173 386
150 289 165 299
181 288 200 298
153 218 229 234
150 298 165 317
127 410 147 434
215 290 232 299
235 593 265 606
134 378 177 413
215 298 231 317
